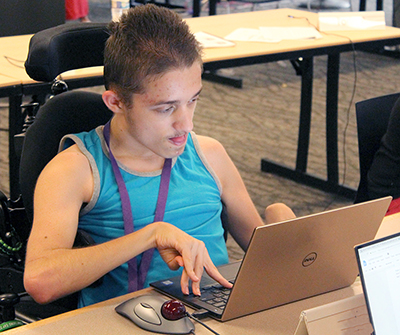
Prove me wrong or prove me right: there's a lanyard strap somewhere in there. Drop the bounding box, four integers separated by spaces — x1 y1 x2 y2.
103 121 172 292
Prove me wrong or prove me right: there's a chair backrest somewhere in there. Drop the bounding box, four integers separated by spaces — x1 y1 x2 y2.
354 92 400 203
25 22 109 82
21 22 112 223
20 91 113 224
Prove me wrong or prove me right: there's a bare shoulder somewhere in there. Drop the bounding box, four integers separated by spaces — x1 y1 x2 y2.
46 144 90 172
195 134 227 157
37 144 93 203
195 134 232 177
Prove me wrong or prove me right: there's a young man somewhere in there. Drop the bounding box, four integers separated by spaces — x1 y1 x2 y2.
24 4 295 308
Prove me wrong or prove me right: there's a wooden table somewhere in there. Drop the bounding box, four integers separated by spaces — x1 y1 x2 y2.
0 75 20 88
5 213 400 334
2 8 400 199
4 282 364 334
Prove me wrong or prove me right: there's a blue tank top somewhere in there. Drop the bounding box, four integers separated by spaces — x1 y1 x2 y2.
60 128 229 307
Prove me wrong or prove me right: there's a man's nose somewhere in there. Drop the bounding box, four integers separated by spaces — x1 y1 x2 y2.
174 107 194 133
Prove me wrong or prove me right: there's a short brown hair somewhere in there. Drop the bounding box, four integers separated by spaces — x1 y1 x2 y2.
104 4 203 106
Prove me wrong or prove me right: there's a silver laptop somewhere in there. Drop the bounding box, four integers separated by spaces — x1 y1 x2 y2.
151 196 391 321
355 230 400 335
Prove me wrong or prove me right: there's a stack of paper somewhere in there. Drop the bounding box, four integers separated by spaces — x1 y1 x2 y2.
225 27 322 43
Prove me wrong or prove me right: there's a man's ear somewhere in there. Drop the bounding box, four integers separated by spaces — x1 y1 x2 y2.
102 90 124 114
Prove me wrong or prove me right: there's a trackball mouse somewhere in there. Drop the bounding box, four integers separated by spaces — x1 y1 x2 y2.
115 295 194 334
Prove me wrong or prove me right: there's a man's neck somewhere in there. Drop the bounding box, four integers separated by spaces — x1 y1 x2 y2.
107 119 166 173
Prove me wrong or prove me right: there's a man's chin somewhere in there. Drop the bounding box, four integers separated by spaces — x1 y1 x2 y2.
167 145 185 159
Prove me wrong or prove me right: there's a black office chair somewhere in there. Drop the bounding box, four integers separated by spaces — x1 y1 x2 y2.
0 22 112 327
354 92 400 203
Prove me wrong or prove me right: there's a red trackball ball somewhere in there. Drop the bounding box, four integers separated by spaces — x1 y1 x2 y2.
161 300 187 320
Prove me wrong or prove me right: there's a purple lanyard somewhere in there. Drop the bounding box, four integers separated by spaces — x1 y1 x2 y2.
103 121 172 292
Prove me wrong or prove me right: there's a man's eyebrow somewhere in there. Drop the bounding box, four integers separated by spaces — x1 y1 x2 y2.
153 88 203 106
193 88 203 98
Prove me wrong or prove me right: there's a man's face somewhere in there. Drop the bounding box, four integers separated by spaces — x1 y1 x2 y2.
122 62 202 160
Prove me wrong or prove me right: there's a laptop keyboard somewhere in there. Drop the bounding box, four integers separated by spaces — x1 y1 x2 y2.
187 281 234 316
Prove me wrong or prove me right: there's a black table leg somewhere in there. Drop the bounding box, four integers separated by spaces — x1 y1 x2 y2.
261 55 356 199
192 0 200 17
326 53 339 186
261 58 315 185
360 0 383 11
296 57 313 173
209 0 217 15
192 0 217 17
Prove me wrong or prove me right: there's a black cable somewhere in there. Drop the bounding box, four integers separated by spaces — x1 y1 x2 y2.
187 313 220 335
3 56 25 69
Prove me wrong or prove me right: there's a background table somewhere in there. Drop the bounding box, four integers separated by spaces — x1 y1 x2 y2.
2 9 400 199
188 9 400 199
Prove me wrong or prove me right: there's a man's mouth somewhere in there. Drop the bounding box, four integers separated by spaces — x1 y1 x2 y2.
169 133 187 146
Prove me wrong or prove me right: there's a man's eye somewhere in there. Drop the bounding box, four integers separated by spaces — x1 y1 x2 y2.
189 96 199 104
162 106 176 113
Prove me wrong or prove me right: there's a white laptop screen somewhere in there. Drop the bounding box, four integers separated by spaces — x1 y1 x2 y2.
356 232 400 335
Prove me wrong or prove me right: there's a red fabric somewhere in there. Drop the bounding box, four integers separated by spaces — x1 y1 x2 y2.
385 197 400 216
65 0 89 20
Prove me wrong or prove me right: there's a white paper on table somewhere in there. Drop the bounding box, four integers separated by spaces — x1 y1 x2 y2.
194 31 236 48
320 16 384 29
225 28 282 43
259 27 323 40
318 11 386 31
225 26 322 43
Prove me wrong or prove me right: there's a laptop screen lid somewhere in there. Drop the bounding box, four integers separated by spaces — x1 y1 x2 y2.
355 231 400 335
151 196 391 321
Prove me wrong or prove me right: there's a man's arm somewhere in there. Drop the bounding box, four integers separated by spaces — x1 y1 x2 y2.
24 145 147 303
24 145 231 304
198 135 295 251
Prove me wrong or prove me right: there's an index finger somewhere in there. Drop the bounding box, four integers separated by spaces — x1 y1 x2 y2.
204 258 233 289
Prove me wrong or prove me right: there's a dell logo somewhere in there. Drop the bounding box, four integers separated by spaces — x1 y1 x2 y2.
302 252 317 267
